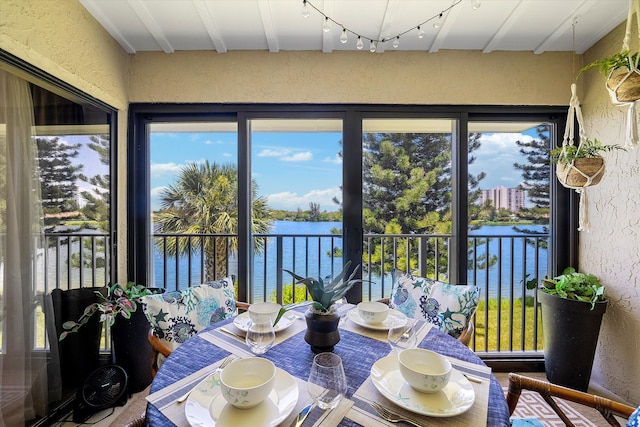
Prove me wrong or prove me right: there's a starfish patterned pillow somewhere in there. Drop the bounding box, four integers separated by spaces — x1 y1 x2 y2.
389 270 479 338
140 277 237 352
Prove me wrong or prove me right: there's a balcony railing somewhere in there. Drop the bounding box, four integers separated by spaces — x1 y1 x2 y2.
38 229 548 356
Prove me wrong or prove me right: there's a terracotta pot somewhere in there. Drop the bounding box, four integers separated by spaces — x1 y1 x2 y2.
304 309 341 353
556 157 604 188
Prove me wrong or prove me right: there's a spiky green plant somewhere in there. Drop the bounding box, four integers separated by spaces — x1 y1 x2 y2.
272 261 362 325
549 138 624 165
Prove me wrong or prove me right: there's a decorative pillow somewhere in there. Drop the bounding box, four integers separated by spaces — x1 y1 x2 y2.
628 406 640 427
389 270 479 338
141 277 237 352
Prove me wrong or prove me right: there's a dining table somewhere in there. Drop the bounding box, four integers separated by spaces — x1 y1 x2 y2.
145 304 511 427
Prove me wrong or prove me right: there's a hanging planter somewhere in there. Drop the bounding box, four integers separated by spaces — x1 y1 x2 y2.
578 0 640 146
551 137 623 189
556 85 626 231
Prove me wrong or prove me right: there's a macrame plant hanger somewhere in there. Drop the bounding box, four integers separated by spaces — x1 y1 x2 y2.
560 84 599 232
608 0 640 147
559 20 605 232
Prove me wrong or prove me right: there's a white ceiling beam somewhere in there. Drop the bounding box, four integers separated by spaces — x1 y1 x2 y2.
429 0 465 53
258 0 280 53
127 0 174 53
193 0 227 53
534 0 593 54
482 0 526 53
575 7 629 54
79 0 136 53
373 0 401 54
322 0 336 53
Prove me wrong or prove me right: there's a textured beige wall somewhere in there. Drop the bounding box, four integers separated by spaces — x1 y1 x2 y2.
129 50 574 105
579 21 640 405
0 0 131 281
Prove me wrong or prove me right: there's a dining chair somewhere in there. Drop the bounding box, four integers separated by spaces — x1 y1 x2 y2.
506 373 639 427
378 270 479 346
140 277 250 376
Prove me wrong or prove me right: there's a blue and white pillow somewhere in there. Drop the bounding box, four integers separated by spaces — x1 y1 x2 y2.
389 270 479 338
628 406 640 427
141 277 236 352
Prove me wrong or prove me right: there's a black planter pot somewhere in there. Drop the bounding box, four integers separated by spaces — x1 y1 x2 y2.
48 287 104 393
304 309 341 353
538 290 607 392
111 288 164 393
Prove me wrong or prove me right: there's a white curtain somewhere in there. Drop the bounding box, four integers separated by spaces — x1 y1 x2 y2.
0 69 47 425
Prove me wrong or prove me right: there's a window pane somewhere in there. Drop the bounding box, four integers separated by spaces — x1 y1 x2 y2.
468 122 550 351
362 118 454 299
249 119 343 303
149 122 238 289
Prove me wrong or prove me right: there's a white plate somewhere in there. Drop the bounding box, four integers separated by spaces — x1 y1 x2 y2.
233 311 297 333
185 367 298 427
370 354 475 417
347 308 407 330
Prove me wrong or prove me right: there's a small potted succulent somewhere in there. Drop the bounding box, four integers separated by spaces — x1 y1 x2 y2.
275 261 363 352
527 267 607 391
550 138 624 188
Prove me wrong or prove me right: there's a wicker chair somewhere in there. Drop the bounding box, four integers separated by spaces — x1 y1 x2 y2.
506 373 636 427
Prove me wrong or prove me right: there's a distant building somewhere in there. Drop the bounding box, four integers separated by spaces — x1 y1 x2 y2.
481 186 525 212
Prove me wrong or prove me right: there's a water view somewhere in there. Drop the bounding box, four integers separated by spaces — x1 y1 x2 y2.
151 220 548 302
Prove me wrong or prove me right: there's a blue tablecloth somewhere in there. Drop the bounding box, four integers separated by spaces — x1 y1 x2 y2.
147 314 510 426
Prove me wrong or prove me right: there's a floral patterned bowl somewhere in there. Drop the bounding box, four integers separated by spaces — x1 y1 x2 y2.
398 348 452 393
220 357 276 408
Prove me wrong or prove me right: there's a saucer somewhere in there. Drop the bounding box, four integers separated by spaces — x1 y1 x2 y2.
370 354 475 417
233 311 296 333
185 367 298 427
347 308 407 330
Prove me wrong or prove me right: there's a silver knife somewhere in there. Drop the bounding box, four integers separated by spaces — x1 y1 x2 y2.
293 403 315 427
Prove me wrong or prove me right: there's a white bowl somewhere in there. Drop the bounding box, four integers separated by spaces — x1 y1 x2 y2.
357 301 390 324
398 348 452 393
219 357 277 408
248 302 282 324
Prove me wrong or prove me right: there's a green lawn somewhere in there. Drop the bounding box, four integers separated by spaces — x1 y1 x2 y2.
472 296 544 352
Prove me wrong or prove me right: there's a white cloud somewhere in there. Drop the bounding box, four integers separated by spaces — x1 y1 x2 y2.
258 148 291 157
150 162 182 178
323 154 342 164
282 151 313 162
267 187 341 211
204 139 225 145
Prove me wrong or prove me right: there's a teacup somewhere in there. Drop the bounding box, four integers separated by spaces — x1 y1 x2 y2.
357 301 390 324
219 357 277 408
398 348 452 393
248 301 282 324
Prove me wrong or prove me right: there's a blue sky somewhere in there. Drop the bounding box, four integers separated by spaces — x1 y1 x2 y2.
147 129 540 212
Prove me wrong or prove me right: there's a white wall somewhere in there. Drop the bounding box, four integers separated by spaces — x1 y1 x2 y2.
579 22 640 404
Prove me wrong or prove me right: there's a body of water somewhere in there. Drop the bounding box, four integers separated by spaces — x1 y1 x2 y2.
152 221 549 302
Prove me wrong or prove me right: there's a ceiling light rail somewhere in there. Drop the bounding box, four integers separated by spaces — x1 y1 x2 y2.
301 0 478 51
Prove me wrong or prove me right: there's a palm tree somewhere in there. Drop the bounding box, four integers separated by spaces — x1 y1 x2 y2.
154 161 271 280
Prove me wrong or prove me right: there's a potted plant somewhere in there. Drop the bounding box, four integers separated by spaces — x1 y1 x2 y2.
550 138 624 188
527 267 607 391
580 50 640 103
275 261 363 353
60 282 163 392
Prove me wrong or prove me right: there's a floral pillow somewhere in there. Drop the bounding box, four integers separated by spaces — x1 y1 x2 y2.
140 277 237 352
389 271 479 338
628 406 640 427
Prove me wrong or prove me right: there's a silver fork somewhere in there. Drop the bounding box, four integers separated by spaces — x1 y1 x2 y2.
176 355 236 404
370 401 426 427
